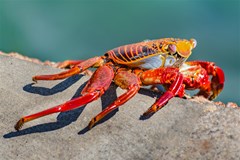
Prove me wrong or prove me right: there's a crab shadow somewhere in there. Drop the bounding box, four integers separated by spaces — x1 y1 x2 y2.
3 75 164 138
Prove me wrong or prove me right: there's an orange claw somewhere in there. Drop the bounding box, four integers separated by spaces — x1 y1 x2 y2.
209 66 224 100
185 61 225 100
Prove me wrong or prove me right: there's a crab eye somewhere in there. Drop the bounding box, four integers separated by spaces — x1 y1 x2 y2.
168 44 176 54
190 39 197 48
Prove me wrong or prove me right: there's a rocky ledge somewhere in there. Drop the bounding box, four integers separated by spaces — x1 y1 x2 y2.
0 53 239 160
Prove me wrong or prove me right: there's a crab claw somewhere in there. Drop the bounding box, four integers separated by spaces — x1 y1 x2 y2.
186 61 225 100
209 66 225 100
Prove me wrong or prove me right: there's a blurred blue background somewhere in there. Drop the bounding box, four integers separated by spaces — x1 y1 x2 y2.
0 0 239 104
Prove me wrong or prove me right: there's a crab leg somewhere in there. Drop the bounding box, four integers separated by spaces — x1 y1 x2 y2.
14 92 99 131
15 65 114 131
57 60 84 68
33 56 105 81
88 71 141 129
140 67 184 116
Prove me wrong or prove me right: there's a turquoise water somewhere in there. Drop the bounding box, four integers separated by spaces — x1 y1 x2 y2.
0 0 239 104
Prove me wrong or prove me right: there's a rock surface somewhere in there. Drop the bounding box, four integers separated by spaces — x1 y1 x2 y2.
0 54 239 160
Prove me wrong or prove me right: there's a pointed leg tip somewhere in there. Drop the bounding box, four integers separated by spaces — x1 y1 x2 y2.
142 111 149 117
88 119 95 130
142 112 152 118
139 114 147 120
141 107 157 119
32 77 38 83
140 112 154 120
14 118 24 131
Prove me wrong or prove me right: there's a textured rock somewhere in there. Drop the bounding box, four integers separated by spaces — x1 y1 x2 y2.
0 54 239 160
0 51 59 67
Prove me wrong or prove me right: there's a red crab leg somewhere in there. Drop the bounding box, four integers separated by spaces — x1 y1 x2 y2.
33 56 105 81
185 61 225 100
57 60 84 68
140 67 184 116
88 70 141 129
14 92 99 131
15 65 114 131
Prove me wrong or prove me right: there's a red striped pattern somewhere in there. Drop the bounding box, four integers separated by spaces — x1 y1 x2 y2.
106 41 160 64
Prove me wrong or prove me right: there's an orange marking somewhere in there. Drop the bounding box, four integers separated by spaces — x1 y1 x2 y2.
135 45 139 59
130 45 136 60
118 47 129 62
110 50 124 64
156 41 160 51
124 45 132 62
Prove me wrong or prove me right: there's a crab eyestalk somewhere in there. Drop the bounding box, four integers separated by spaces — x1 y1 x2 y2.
190 38 197 48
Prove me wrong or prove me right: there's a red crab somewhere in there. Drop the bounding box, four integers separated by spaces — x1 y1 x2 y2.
15 38 225 131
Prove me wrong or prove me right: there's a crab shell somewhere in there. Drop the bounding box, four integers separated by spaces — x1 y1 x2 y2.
106 38 197 69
